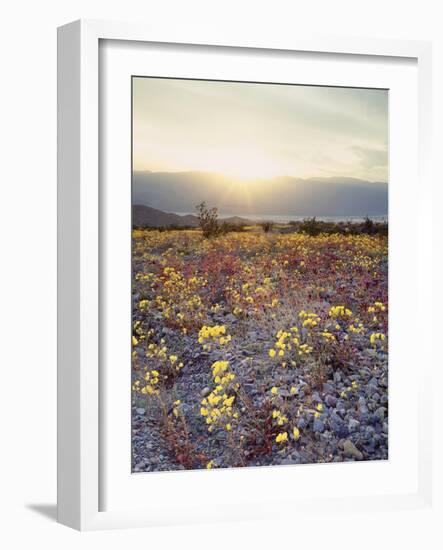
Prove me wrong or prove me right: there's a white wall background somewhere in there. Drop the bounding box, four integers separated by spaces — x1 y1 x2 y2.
0 1 441 547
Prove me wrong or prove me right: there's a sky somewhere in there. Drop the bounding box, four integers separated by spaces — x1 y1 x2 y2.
133 77 388 182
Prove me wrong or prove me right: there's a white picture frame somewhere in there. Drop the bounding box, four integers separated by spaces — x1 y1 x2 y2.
57 19 433 531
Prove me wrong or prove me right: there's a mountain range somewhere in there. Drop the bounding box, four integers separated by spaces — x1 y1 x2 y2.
133 204 252 228
132 171 388 218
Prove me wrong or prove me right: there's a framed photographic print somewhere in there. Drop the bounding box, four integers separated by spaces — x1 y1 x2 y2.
57 20 433 530
130 77 390 473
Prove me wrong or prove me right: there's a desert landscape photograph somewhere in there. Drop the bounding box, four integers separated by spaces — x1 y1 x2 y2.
131 77 388 472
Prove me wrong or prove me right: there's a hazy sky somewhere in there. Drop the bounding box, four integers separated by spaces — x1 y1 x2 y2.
133 77 388 182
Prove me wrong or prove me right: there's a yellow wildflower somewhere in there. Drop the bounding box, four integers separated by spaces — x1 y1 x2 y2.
276 432 288 443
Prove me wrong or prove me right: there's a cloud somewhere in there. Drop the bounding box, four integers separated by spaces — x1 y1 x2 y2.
133 77 388 181
350 146 388 181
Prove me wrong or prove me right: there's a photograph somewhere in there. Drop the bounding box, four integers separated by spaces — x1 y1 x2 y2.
131 76 388 473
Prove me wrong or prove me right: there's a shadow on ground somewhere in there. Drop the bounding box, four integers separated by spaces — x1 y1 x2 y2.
26 504 57 522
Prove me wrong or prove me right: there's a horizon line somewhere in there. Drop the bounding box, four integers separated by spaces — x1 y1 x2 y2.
132 169 388 185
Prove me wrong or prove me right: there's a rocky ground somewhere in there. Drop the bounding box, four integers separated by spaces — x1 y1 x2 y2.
132 318 388 472
131 229 388 472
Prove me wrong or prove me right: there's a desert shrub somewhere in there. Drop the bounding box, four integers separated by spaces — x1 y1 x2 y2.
260 221 274 233
299 217 323 236
219 222 246 234
370 221 388 236
196 201 221 238
361 216 376 235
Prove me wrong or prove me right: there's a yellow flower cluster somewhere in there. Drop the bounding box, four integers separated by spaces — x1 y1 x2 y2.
198 325 232 350
367 301 386 313
320 330 336 341
152 265 207 330
299 310 321 328
146 340 184 373
272 409 288 426
135 369 160 396
329 305 353 318
275 432 288 444
370 332 386 346
172 399 181 417
299 343 313 355
132 321 149 352
131 334 185 399
225 268 279 318
134 271 154 282
348 321 365 334
314 402 323 418
269 324 313 366
269 327 298 358
200 361 239 432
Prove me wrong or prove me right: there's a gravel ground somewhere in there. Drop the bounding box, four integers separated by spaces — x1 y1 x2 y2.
132 314 388 472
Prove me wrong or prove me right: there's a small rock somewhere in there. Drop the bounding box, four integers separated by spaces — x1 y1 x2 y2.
331 421 348 438
201 387 211 397
135 407 145 415
325 394 337 407
313 418 325 433
348 418 360 433
333 371 342 383
298 416 308 429
311 392 322 403
343 439 364 460
224 314 237 323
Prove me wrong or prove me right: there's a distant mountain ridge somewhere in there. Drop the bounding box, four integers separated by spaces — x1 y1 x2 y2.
133 205 198 227
133 204 252 228
133 170 388 218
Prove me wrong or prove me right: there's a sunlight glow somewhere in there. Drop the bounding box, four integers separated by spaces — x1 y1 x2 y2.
198 149 283 181
133 77 388 182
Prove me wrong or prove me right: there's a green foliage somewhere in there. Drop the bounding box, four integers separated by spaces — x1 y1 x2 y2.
196 201 221 238
299 217 322 236
196 202 246 237
286 217 388 236
361 216 376 235
260 221 274 233
219 222 247 234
